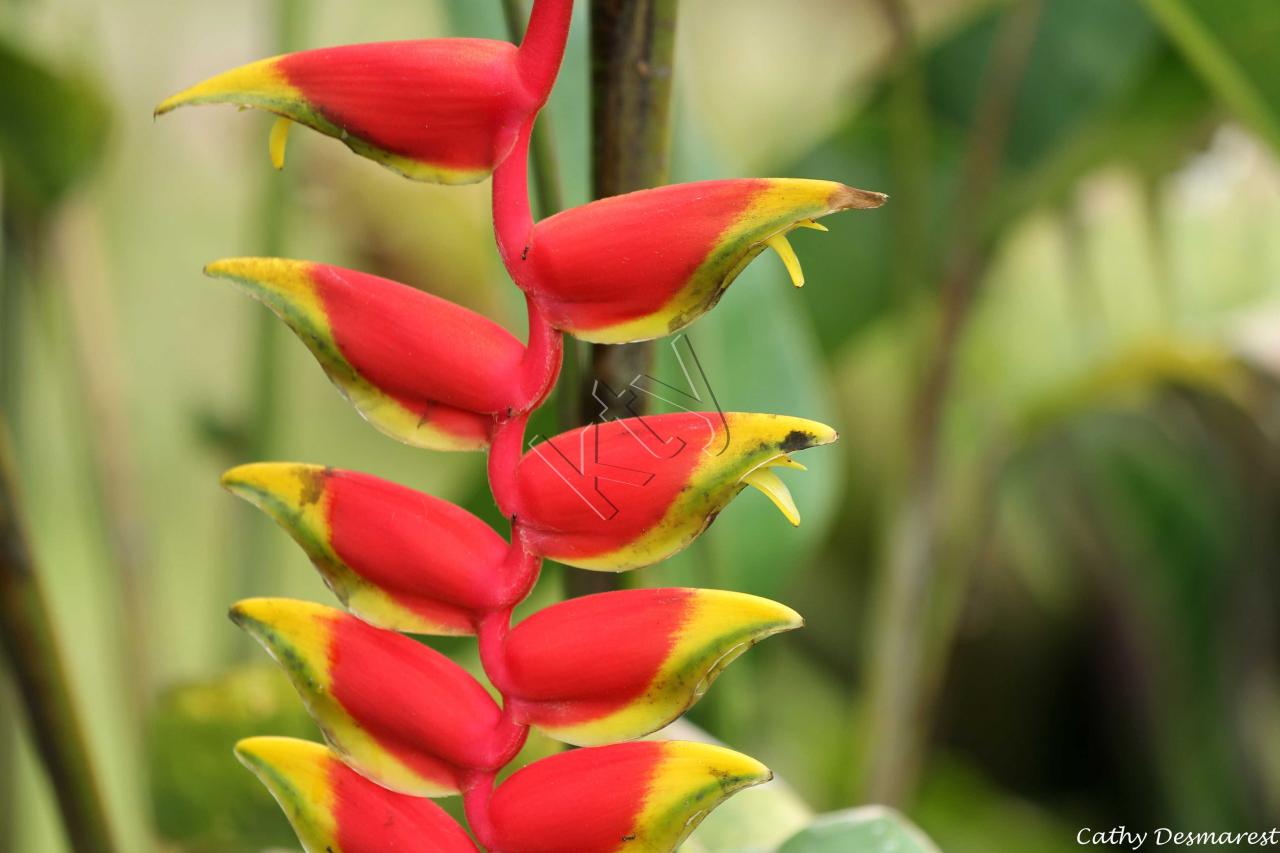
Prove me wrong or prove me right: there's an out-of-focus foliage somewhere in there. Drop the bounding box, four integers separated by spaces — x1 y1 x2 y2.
777 805 937 853
147 666 316 851
0 38 109 213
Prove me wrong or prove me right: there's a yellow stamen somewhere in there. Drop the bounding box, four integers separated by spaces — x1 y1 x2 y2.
269 117 292 170
797 219 828 232
742 468 800 526
765 233 804 287
768 455 807 472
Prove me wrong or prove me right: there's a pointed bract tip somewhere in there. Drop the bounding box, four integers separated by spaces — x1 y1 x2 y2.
204 256 312 286
234 735 325 774
659 740 773 791
228 596 331 638
154 56 292 118
220 461 327 503
832 184 889 211
696 589 804 634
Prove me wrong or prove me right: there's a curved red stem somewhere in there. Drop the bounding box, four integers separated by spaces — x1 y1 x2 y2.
517 0 574 107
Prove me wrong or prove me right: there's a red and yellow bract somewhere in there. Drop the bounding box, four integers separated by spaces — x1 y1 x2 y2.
222 463 513 635
503 588 802 745
521 178 885 342
155 0 573 184
514 412 838 570
488 741 771 853
207 258 559 451
235 737 479 852
231 598 520 798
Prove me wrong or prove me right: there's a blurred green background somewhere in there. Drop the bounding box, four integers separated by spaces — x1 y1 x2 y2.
4 0 1280 850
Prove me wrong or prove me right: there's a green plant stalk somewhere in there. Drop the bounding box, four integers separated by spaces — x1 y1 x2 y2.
862 0 1043 805
0 428 120 853
230 0 305 658
564 0 679 599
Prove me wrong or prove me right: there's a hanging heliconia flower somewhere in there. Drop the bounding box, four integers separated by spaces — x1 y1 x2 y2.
518 178 886 343
161 0 884 849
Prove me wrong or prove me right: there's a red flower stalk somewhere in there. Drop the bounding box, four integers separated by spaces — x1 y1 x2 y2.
154 0 573 183
510 178 886 343
207 258 561 451
162 1 887 849
235 737 479 852
486 741 771 852
231 598 527 796
514 412 838 570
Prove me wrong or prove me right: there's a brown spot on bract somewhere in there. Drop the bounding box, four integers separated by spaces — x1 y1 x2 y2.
780 430 815 453
299 468 327 506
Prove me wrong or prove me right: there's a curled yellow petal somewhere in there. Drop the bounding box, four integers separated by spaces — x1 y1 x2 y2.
742 466 800 526
270 117 292 170
765 232 805 288
768 455 807 472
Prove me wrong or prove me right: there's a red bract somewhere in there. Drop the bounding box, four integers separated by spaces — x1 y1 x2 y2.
487 741 771 852
231 598 524 797
514 412 838 570
518 179 886 343
222 463 520 635
501 588 802 745
207 259 559 451
155 0 573 183
235 737 478 852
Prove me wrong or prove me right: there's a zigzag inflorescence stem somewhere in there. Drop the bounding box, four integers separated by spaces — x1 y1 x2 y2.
159 0 885 849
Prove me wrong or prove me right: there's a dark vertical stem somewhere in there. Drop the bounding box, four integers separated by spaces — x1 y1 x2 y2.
0 429 119 853
863 0 1043 805
230 0 305 657
566 0 678 598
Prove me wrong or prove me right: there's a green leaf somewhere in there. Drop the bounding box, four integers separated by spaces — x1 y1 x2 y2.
0 39 110 212
147 665 318 850
777 805 940 853
1139 0 1280 153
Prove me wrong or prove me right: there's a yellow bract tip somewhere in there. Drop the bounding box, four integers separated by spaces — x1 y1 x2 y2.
154 56 294 117
221 461 325 504
742 467 800 526
765 233 805 287
270 117 292 170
